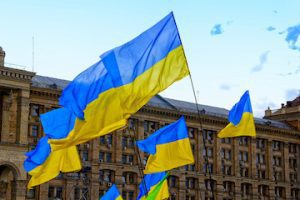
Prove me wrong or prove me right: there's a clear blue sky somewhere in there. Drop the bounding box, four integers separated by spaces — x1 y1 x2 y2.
1 0 299 117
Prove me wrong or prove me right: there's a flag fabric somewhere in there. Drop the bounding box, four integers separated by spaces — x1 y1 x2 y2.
23 108 81 188
100 184 123 200
136 116 194 174
49 12 189 151
218 90 256 138
137 172 169 200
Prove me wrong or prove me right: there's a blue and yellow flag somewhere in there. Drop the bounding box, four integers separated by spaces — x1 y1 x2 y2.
23 108 81 188
137 172 169 200
137 116 194 174
218 90 256 138
49 12 189 151
100 184 123 200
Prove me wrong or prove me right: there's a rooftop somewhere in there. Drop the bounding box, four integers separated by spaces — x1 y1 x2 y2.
31 75 293 130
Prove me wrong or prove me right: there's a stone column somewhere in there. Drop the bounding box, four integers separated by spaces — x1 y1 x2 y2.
12 180 26 200
38 183 49 199
198 128 204 174
267 139 274 180
16 89 30 145
65 180 75 199
233 138 239 177
250 138 257 178
1 92 16 143
178 173 186 200
216 136 221 174
283 142 289 182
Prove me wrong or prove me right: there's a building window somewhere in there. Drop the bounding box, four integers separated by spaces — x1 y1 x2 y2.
188 127 196 139
26 188 35 198
240 168 249 177
221 162 232 176
257 170 266 179
203 147 213 158
186 177 197 189
185 164 195 171
290 173 297 183
221 138 231 144
99 170 114 184
99 134 113 147
223 181 234 194
122 154 134 165
291 188 300 199
258 185 269 197
168 176 178 188
239 137 249 146
274 171 283 181
128 118 136 130
289 143 297 153
221 149 232 160
256 153 266 164
289 158 297 170
203 163 213 174
241 183 252 197
29 125 39 137
256 138 266 150
48 186 63 199
30 104 40 117
144 120 157 137
275 187 285 199
273 156 282 166
122 172 136 184
272 140 281 151
106 153 112 163
238 151 248 162
203 129 215 142
122 191 135 200
82 150 88 161
99 152 104 162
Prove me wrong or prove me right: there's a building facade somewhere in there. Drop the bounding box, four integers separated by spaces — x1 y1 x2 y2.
0 47 300 200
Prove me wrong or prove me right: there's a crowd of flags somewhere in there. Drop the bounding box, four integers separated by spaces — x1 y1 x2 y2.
23 11 257 200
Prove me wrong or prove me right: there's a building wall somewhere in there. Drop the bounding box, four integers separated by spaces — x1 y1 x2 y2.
0 62 300 199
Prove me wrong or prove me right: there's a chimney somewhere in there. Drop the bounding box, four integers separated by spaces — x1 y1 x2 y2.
0 46 5 67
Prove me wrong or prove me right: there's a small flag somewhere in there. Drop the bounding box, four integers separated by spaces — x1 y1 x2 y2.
137 172 169 200
218 90 256 138
100 184 123 200
23 108 81 188
137 116 194 174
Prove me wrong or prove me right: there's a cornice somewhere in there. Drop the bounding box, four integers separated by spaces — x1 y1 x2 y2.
30 87 61 99
0 66 35 82
140 105 300 137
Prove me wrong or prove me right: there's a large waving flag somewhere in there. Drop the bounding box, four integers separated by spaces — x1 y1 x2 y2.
218 90 256 138
137 116 194 174
137 172 169 200
23 108 81 188
49 12 189 151
100 184 123 200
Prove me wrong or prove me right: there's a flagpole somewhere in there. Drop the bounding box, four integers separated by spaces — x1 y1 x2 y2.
171 12 215 200
129 126 149 197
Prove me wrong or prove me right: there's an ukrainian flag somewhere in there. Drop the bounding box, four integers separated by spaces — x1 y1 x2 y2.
23 108 81 188
137 116 194 174
50 12 189 151
100 184 123 200
137 172 169 200
218 90 256 138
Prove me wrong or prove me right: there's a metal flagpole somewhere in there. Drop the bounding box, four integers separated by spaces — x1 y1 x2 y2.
171 12 215 199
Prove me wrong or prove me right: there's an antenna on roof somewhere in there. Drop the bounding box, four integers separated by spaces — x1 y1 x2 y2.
32 36 35 72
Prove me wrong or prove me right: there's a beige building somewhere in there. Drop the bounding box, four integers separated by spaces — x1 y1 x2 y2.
0 46 299 200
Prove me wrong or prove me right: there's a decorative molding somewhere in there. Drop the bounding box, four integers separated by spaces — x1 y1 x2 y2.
0 67 35 82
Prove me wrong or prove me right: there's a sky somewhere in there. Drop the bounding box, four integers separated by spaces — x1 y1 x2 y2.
0 0 299 117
